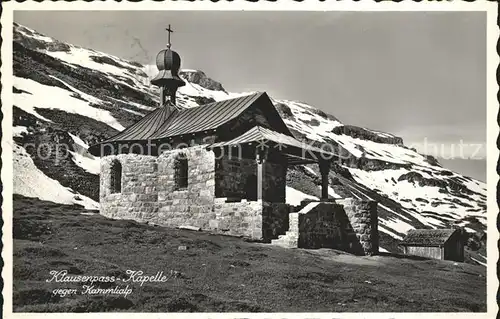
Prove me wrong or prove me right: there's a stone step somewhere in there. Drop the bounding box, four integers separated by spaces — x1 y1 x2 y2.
271 239 298 248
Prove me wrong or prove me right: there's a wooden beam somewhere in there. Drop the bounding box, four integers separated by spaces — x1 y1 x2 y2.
281 151 318 165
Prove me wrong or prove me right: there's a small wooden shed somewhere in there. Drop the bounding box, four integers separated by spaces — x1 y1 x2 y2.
400 228 464 262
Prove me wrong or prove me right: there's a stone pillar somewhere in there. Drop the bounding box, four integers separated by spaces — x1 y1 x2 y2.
256 148 268 201
337 198 379 256
319 160 330 200
257 162 263 200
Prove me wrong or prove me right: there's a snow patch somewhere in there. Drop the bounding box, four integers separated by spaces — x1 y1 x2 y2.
123 108 146 117
13 144 98 209
14 77 125 131
13 126 28 137
379 217 415 235
286 186 319 206
349 167 484 222
470 257 486 267
328 187 342 199
69 150 100 175
379 225 403 240
69 133 100 174
298 202 320 215
303 165 317 176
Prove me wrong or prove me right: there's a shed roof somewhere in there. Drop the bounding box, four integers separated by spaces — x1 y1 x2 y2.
209 126 333 157
400 229 459 246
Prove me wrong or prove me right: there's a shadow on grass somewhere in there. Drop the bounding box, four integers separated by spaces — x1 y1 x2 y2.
377 252 431 261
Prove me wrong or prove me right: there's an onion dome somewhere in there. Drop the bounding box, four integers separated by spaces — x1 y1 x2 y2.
151 24 186 89
151 48 186 88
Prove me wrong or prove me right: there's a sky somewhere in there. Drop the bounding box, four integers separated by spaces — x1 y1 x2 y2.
14 11 487 181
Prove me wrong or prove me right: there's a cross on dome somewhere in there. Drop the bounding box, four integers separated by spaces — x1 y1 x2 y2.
166 24 174 48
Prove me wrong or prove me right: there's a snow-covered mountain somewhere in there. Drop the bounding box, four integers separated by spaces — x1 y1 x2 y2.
11 23 487 258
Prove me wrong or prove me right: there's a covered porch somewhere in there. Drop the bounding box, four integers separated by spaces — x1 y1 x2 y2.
208 126 338 204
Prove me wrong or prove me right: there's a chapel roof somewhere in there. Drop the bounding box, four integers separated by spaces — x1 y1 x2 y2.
89 92 270 155
101 105 173 142
149 92 265 139
399 229 459 247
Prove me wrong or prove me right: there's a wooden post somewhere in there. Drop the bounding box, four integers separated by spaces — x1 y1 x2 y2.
319 160 330 200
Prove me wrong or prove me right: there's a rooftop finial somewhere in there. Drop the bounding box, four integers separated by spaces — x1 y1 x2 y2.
166 24 174 48
151 24 185 108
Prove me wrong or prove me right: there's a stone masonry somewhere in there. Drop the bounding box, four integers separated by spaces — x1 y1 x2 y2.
156 147 216 229
100 154 159 221
337 198 379 256
100 145 290 241
272 199 379 256
100 145 379 254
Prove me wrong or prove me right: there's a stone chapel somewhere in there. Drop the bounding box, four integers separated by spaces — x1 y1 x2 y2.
89 27 379 255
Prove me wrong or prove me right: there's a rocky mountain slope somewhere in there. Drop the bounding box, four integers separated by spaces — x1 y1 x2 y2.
11 23 487 258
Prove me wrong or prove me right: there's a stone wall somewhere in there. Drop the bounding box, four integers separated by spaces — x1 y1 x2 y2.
99 148 378 253
215 154 256 199
100 154 159 221
100 146 290 241
100 146 218 228
211 199 291 241
263 161 286 203
271 199 379 255
156 146 216 229
337 198 379 256
212 198 264 239
262 202 291 242
297 203 352 250
213 152 287 203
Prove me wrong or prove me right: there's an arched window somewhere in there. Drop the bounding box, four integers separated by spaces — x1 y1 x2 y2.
110 160 122 193
174 154 188 190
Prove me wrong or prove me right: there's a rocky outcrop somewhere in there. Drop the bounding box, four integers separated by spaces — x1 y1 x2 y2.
274 102 294 119
424 154 441 167
179 70 226 92
14 23 71 53
89 55 137 74
331 125 403 145
398 172 446 187
397 171 477 198
193 96 216 106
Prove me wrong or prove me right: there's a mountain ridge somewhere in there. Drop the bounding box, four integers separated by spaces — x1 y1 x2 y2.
11 23 487 260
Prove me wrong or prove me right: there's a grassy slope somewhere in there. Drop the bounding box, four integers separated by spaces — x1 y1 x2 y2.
13 195 486 313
